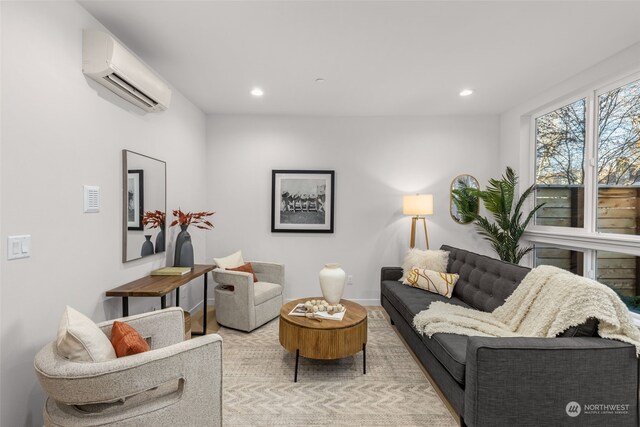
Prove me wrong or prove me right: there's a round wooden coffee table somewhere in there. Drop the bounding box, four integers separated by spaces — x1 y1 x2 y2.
279 298 368 382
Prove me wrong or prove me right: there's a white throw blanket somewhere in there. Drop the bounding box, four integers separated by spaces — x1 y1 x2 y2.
413 265 640 355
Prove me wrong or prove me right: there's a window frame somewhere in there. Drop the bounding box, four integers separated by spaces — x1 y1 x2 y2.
526 70 640 255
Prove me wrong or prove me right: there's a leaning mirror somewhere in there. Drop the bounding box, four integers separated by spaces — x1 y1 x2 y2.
123 150 167 262
450 174 480 224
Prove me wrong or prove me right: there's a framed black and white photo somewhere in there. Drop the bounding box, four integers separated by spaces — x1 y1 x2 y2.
272 170 335 233
127 169 144 230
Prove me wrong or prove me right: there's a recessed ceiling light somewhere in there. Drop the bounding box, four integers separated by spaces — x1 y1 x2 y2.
251 87 264 97
315 78 325 83
459 89 474 97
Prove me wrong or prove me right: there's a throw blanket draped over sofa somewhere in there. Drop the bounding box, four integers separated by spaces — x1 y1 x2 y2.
414 265 640 354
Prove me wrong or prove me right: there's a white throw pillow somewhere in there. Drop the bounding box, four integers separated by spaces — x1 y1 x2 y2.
56 306 116 362
403 268 459 298
213 250 244 269
400 249 449 282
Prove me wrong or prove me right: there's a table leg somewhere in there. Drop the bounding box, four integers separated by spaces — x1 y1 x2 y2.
192 273 208 336
203 272 208 333
161 295 166 309
122 297 129 317
294 349 299 383
176 287 180 307
363 343 366 375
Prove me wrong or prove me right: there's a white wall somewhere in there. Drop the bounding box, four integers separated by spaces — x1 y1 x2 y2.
499 42 640 178
206 115 499 303
0 2 208 426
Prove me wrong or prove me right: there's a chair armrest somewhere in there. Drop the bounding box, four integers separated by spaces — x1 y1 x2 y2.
381 267 402 282
251 261 284 286
35 334 222 405
464 336 638 427
212 268 255 304
97 307 185 349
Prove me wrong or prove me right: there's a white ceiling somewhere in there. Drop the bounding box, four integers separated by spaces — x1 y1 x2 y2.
79 1 640 116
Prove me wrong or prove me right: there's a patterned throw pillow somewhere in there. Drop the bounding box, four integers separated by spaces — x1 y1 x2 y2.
403 268 459 298
110 321 150 357
226 262 258 283
400 249 449 282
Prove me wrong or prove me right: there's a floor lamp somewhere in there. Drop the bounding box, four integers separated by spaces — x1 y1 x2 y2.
403 194 433 249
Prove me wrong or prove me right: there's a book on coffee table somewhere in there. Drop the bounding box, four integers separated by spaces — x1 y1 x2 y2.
288 303 346 321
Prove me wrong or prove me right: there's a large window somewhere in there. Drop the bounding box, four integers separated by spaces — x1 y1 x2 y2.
534 99 585 228
597 79 640 236
530 74 640 316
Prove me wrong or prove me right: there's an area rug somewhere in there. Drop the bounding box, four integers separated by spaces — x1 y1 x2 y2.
216 310 457 426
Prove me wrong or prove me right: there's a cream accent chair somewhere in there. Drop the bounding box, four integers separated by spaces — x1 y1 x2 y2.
34 307 222 427
213 262 284 332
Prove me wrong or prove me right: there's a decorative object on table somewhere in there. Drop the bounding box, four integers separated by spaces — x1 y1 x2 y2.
141 235 154 256
171 209 215 267
403 194 433 249
127 169 144 230
452 167 545 264
271 170 335 233
142 210 166 253
319 263 346 305
150 266 192 276
450 174 479 224
288 299 346 321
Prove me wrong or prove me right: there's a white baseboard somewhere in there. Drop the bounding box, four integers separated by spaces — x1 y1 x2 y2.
189 298 215 314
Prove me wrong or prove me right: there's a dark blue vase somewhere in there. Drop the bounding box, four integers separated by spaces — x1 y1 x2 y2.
141 235 154 257
174 225 194 267
155 226 165 253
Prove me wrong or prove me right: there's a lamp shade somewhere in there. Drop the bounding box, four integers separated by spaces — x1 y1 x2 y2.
403 194 433 216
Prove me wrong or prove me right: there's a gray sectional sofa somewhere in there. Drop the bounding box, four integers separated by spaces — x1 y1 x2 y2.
381 245 639 427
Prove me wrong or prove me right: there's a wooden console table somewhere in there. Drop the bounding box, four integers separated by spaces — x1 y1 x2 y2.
106 264 215 336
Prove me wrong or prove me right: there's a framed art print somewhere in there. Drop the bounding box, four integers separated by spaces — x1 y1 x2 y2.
271 170 335 233
127 169 144 230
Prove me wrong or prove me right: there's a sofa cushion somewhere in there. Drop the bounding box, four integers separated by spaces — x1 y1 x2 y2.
381 280 471 330
421 333 468 385
442 245 529 313
254 282 282 305
382 280 470 384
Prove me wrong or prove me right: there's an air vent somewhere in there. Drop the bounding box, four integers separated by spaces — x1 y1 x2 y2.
103 74 157 108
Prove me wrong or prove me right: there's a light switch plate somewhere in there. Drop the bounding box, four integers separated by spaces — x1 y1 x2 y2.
8 235 31 260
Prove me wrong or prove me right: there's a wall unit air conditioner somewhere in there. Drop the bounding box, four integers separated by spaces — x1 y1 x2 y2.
82 30 171 112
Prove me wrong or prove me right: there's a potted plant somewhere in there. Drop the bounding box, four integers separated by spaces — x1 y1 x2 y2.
452 167 545 264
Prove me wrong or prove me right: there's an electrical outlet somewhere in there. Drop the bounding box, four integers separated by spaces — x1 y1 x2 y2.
347 275 353 285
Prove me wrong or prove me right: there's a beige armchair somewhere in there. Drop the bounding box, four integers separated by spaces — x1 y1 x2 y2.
213 262 284 332
34 307 222 427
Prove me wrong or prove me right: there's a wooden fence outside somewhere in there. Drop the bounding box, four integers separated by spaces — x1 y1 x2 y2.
534 186 640 297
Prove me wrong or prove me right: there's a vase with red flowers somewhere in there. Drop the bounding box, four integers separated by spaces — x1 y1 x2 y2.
171 209 215 267
142 210 166 253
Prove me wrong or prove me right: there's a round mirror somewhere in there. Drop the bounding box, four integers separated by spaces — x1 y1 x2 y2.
450 174 480 224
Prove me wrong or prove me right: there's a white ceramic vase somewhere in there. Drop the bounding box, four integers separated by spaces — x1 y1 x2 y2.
319 263 346 305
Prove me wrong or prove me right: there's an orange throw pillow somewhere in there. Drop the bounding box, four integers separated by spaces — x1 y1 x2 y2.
227 262 258 282
111 321 150 357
